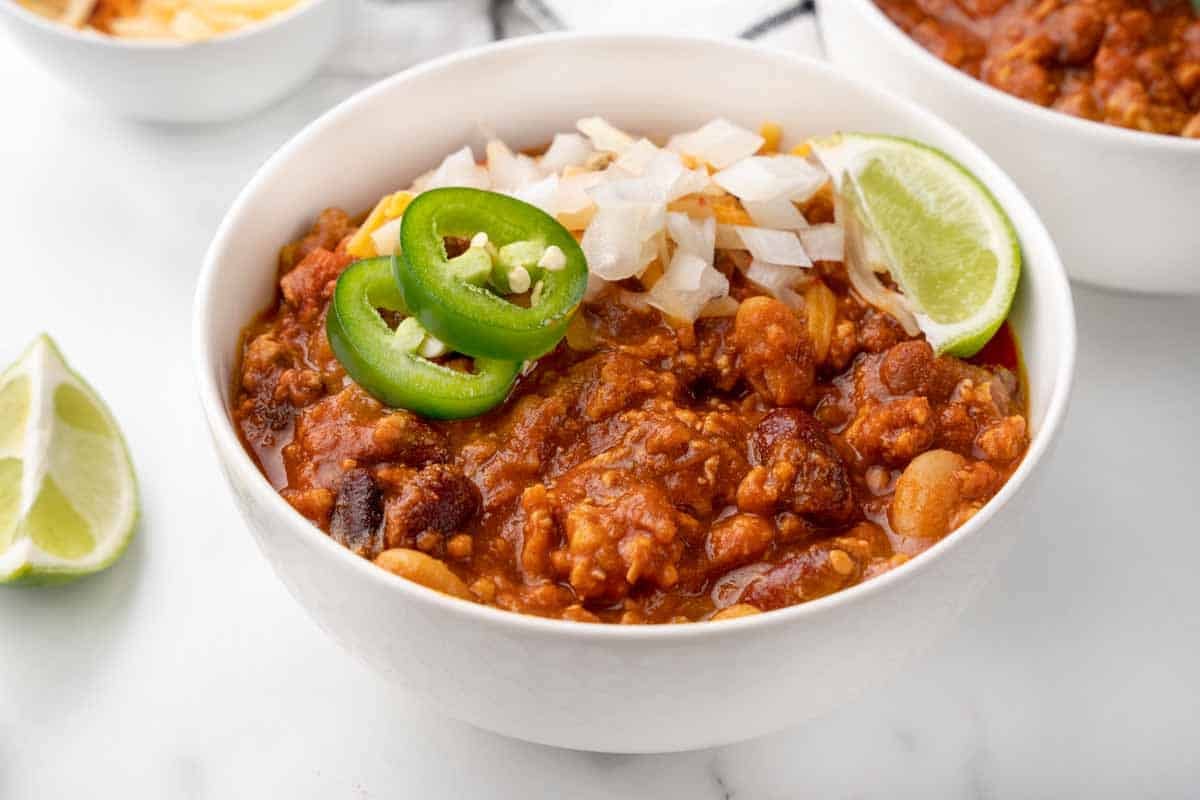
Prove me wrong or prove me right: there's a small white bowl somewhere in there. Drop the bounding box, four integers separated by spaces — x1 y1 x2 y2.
818 0 1200 295
0 0 340 123
194 33 1076 753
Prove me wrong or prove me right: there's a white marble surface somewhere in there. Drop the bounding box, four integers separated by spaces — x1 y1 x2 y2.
2 20 1200 799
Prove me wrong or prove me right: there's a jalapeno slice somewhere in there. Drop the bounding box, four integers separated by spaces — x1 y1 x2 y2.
396 188 588 361
326 257 521 419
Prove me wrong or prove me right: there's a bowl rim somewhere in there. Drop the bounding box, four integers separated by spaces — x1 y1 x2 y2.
193 31 1076 642
0 0 329 49
834 0 1200 151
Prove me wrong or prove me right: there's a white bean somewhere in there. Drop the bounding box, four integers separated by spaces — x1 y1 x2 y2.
889 449 966 539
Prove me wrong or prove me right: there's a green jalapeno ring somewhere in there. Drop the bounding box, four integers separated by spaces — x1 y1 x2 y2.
327 257 521 419
396 188 588 362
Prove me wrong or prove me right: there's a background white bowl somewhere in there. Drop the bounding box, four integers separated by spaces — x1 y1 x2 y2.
194 34 1076 753
0 0 339 123
818 0 1200 295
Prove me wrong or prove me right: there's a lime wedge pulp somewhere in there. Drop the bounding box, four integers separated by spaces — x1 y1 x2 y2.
810 133 1021 357
0 336 138 585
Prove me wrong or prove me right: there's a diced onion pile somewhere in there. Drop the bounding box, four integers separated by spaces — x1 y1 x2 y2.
357 117 915 328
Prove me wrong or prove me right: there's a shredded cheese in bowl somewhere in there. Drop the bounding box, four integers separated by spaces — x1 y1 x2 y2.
17 0 303 41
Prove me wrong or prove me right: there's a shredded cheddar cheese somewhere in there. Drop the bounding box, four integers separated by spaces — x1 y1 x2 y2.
19 0 302 40
347 191 415 259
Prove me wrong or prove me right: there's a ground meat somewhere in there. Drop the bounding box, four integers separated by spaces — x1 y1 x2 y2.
670 317 740 394
280 207 356 272
582 352 677 421
857 309 907 353
522 468 682 603
843 397 936 467
737 408 858 525
284 387 448 490
383 464 480 549
241 334 292 393
706 513 775 573
280 247 353 313
733 296 814 406
329 468 384 558
282 487 335 528
582 403 752 519
739 540 864 609
976 415 1028 462
276 368 324 408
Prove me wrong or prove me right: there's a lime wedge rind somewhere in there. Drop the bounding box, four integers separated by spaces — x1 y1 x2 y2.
0 335 138 585
810 133 1021 357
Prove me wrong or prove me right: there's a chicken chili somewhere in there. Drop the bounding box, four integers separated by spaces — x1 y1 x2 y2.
234 119 1029 624
876 0 1200 137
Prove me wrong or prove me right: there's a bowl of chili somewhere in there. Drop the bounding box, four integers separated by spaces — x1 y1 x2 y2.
818 0 1200 294
194 33 1076 752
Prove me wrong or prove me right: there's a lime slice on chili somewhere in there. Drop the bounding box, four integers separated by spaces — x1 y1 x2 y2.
327 257 521 419
0 335 138 585
811 134 1021 357
397 188 588 362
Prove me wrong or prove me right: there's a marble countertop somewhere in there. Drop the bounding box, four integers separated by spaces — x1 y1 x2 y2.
2 21 1199 799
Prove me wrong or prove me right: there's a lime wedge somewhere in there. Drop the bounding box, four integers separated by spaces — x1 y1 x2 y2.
0 336 138 585
810 133 1021 357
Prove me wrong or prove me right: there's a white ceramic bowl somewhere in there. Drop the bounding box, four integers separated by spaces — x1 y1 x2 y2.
194 34 1076 753
818 0 1200 294
0 0 339 123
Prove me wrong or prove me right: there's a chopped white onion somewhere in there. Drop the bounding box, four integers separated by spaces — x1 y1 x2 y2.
487 140 544 193
514 175 560 215
719 226 812 267
743 196 809 231
554 171 603 229
369 217 403 256
646 252 730 322
577 116 634 154
612 138 661 176
666 212 716 264
764 156 828 203
589 176 668 206
712 156 827 203
744 259 804 310
711 158 778 202
671 167 713 198
841 195 920 335
644 149 711 200
581 201 664 281
592 159 703 207
798 223 845 262
698 295 740 318
540 133 594 172
419 146 491 191
667 118 764 169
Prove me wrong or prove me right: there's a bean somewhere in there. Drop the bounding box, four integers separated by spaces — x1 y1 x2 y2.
330 468 383 558
374 548 473 600
711 603 762 621
889 449 966 539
